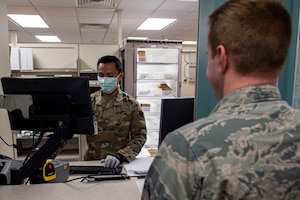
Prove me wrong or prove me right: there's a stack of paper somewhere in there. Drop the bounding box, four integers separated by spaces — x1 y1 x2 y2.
123 156 154 177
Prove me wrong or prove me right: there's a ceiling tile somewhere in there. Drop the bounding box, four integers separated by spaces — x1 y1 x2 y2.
6 0 199 44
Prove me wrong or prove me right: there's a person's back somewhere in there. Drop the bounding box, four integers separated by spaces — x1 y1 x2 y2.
186 84 300 199
142 0 300 199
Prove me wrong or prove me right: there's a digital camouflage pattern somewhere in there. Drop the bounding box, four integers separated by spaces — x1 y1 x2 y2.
84 88 147 162
142 84 300 200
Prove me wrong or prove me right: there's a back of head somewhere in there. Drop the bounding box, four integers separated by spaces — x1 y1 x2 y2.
97 55 122 73
208 0 292 78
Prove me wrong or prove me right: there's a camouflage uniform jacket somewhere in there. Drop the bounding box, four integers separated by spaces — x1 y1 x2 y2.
84 88 147 162
142 84 300 200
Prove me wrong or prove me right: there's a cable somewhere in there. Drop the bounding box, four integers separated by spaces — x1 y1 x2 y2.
0 135 14 147
64 176 87 183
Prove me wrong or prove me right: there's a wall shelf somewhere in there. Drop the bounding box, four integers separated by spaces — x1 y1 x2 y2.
11 69 79 77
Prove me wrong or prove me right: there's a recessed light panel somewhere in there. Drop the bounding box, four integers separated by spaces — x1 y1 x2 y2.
183 41 197 45
8 14 49 28
127 37 148 40
35 36 61 42
137 18 177 30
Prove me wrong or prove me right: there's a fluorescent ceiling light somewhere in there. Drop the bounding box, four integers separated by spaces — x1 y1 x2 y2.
127 37 148 40
8 14 49 28
183 41 197 45
35 35 61 42
137 18 177 30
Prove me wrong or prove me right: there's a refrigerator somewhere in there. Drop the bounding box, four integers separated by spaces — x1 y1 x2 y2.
120 39 182 149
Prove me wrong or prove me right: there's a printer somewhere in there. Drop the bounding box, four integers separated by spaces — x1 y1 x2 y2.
0 159 22 185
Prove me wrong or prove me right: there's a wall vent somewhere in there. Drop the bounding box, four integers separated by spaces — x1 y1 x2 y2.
80 23 109 29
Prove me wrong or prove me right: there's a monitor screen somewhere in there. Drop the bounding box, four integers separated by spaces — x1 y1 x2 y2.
159 97 195 147
1 76 94 183
1 76 94 137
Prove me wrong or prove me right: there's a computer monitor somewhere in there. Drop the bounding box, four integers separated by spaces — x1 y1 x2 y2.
158 97 195 147
1 76 94 183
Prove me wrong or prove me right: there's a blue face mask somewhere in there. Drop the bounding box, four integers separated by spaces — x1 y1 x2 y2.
98 74 120 94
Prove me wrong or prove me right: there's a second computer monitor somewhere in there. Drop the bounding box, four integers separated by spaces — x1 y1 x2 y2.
158 97 195 147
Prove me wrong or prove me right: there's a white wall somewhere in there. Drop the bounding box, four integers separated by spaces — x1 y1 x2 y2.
79 44 119 70
0 0 10 89
0 0 14 158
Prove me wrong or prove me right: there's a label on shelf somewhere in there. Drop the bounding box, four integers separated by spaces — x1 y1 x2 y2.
140 103 151 112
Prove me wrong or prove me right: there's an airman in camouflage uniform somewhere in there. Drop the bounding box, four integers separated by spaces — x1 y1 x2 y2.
84 87 147 162
83 55 146 166
142 0 300 199
51 56 146 165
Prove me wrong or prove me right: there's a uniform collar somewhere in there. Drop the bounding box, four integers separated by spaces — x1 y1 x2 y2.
97 88 128 106
210 84 281 114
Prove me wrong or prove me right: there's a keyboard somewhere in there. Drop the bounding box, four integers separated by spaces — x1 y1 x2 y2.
69 165 122 175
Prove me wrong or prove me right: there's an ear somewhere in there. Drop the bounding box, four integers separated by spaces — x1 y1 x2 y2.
216 45 228 74
118 72 124 83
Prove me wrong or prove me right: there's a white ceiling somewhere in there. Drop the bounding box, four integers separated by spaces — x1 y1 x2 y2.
6 0 199 45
